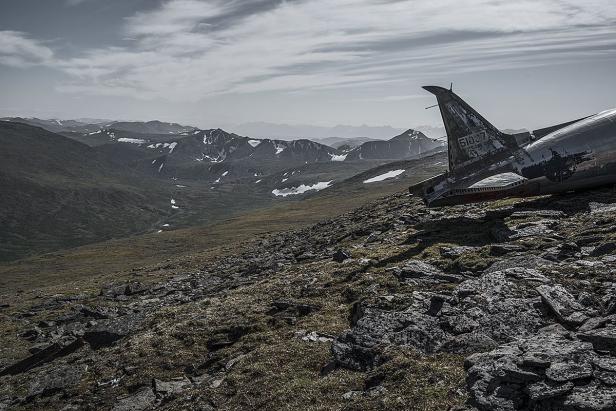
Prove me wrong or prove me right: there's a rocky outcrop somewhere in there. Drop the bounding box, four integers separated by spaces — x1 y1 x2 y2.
2 185 616 410
332 263 553 370
466 328 616 410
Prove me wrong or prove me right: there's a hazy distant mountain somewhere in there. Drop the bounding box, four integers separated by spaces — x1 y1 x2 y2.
414 125 446 139
0 117 102 134
344 129 445 161
228 122 407 140
0 117 198 137
108 120 197 135
317 136 377 149
229 122 447 141
74 118 114 125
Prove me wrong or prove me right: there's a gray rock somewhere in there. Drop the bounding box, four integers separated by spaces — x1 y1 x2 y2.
578 291 596 307
537 284 589 326
595 370 616 385
486 255 554 273
563 382 616 410
589 202 616 214
394 260 443 280
545 361 593 382
578 316 616 333
332 308 447 370
111 387 156 411
27 365 83 398
439 332 498 354
505 221 556 240
83 314 144 349
465 332 616 411
510 210 565 219
579 326 616 353
501 267 550 283
333 269 546 371
153 377 192 396
542 242 581 261
100 282 148 298
526 380 573 401
342 390 362 400
594 356 616 372
296 330 334 343
451 272 546 342
333 249 351 263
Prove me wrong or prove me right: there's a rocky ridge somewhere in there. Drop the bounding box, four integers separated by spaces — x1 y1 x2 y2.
1 187 616 410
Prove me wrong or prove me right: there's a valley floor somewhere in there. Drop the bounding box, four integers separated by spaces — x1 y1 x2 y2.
2 186 616 410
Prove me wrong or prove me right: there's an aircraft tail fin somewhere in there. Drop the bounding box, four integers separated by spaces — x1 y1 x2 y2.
423 86 518 175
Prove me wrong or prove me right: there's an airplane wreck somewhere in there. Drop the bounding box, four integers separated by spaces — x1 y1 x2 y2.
410 85 616 206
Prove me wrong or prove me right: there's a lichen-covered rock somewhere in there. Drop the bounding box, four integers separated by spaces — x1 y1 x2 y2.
579 326 616 354
465 330 616 410
332 308 447 370
111 387 156 411
333 267 548 370
27 365 83 399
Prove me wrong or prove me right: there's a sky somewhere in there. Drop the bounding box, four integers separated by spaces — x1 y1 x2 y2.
0 0 615 131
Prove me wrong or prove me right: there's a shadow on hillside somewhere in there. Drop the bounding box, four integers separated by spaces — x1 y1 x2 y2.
380 216 511 266
514 185 616 214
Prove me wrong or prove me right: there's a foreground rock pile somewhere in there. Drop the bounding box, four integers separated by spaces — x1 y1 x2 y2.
1 187 616 410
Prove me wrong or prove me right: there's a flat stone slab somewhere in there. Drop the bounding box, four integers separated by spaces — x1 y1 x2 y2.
579 326 616 354
537 284 588 326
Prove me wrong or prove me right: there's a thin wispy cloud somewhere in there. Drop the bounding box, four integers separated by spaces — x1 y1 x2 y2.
65 0 93 5
355 95 429 103
2 0 616 102
0 31 53 67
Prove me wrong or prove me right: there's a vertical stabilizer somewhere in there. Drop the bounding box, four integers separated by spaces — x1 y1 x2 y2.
423 86 518 174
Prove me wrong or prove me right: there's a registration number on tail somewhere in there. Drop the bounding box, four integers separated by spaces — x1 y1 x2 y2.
458 131 496 158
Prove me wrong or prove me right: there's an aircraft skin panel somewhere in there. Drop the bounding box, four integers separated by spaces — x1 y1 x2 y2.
531 115 593 140
516 110 616 184
469 172 526 188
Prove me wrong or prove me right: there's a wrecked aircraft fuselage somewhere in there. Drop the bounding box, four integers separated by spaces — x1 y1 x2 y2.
410 86 616 207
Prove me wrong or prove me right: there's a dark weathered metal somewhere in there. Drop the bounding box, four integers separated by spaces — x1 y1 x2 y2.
410 86 616 207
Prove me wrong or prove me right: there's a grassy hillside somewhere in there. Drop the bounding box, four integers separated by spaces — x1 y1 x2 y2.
0 122 180 260
0 152 446 292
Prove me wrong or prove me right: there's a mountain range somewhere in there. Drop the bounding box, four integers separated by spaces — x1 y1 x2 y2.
0 117 445 260
227 122 446 140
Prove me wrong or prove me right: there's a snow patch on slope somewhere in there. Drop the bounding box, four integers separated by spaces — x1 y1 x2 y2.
275 144 286 155
363 169 406 183
118 138 146 144
272 181 333 197
330 153 347 162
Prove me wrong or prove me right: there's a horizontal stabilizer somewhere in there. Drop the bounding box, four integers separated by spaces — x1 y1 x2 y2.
532 116 592 140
